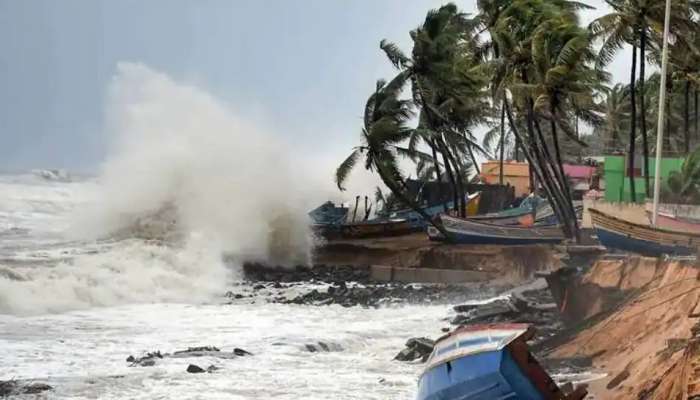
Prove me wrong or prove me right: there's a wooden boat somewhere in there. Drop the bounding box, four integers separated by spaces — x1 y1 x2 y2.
308 201 348 225
416 323 587 400
313 218 416 240
590 208 700 256
390 192 481 229
427 214 564 245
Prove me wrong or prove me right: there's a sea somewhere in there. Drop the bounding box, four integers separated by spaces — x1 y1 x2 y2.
0 171 458 400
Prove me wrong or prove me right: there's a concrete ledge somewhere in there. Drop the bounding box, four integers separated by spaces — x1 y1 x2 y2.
370 265 490 284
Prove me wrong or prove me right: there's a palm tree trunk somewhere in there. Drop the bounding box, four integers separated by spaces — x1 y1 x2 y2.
685 80 691 154
639 29 650 198
375 163 451 239
499 100 506 185
437 138 459 215
546 109 580 241
504 100 572 239
352 196 360 222
695 89 698 143
628 43 638 203
429 139 448 212
467 144 480 175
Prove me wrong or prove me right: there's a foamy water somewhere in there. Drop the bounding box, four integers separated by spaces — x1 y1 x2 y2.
0 64 459 398
0 173 455 399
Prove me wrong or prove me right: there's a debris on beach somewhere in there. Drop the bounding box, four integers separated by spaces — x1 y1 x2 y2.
0 380 53 396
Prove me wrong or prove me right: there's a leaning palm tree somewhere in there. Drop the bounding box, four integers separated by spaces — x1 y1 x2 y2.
335 73 450 237
380 3 490 217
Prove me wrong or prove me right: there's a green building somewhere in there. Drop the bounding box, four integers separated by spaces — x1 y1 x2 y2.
604 155 685 203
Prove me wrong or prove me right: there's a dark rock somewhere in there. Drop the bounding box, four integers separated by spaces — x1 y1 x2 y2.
253 284 265 290
395 337 434 362
187 364 206 373
174 346 220 354
233 348 253 356
126 355 135 362
317 342 330 351
206 365 220 373
305 344 317 353
139 359 156 367
234 294 244 299
0 380 53 396
273 282 283 289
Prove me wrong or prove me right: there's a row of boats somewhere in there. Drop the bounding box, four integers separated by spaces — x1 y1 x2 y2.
310 193 568 244
312 193 700 257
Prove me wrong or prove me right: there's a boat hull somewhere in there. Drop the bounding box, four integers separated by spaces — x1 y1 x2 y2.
428 215 564 245
417 350 545 400
314 220 417 240
590 208 700 256
417 323 584 400
594 225 695 256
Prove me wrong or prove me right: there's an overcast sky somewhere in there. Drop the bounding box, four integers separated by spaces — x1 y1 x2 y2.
0 0 628 171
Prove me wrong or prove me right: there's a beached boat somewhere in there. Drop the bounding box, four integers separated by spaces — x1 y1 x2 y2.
390 192 481 229
590 208 700 256
308 201 348 225
417 323 586 400
313 218 416 240
427 214 564 245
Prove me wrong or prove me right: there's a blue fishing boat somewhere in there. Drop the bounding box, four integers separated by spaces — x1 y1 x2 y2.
308 201 348 225
417 323 586 400
590 208 700 256
427 214 564 245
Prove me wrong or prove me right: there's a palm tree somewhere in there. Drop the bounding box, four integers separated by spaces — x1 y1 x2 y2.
592 0 698 199
380 3 490 217
489 0 594 239
594 83 631 153
335 73 450 237
663 145 700 204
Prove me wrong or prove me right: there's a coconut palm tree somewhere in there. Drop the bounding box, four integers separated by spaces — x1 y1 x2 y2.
380 3 490 217
592 0 698 199
594 83 631 153
335 73 450 237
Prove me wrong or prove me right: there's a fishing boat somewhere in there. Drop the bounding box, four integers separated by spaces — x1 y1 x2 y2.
416 323 587 400
308 201 348 225
390 192 481 229
590 208 700 256
313 218 416 240
427 214 564 245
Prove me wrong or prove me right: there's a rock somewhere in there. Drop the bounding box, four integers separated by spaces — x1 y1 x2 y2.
304 341 342 353
395 337 434 362
233 348 253 356
187 364 206 373
253 284 265 290
139 359 156 367
206 365 220 373
23 383 53 394
0 380 53 396
128 351 163 367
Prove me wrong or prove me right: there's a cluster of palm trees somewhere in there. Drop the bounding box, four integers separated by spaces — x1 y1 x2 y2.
336 1 700 240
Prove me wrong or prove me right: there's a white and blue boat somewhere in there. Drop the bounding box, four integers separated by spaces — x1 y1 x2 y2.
416 324 586 400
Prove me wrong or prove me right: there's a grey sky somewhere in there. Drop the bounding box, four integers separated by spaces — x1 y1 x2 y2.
0 0 627 171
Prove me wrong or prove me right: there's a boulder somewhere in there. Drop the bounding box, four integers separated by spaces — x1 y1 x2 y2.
186 364 206 373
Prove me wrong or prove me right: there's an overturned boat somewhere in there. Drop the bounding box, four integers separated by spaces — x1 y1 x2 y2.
416 324 586 400
427 214 564 245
